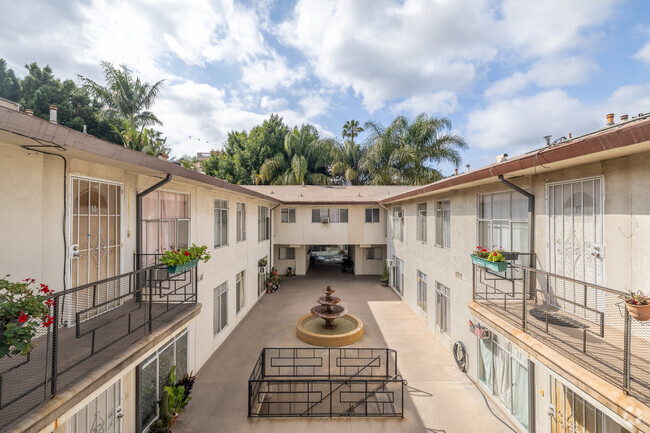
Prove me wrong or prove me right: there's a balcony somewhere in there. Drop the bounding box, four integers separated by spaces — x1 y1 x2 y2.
0 259 199 433
471 257 650 407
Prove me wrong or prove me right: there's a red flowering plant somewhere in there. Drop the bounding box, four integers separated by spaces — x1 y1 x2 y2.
474 246 506 262
622 290 649 306
0 276 55 358
160 244 211 267
474 246 491 259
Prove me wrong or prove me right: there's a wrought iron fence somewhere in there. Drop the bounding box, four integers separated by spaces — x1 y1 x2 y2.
248 348 405 418
0 261 197 432
472 260 650 405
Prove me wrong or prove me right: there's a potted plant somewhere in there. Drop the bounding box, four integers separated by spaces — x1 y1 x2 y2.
0 276 55 359
380 261 389 286
470 246 509 272
269 268 282 292
622 291 650 321
258 258 267 273
160 244 211 274
495 249 519 261
150 366 196 432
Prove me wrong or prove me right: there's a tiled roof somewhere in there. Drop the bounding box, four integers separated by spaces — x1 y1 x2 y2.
242 185 416 204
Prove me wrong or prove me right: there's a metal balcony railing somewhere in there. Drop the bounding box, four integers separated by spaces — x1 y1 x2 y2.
248 348 405 418
0 259 198 432
472 258 650 405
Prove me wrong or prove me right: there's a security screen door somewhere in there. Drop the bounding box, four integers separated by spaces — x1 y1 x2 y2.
67 380 122 433
70 177 122 322
546 177 604 318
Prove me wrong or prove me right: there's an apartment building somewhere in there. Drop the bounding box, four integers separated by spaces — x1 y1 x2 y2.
382 115 650 433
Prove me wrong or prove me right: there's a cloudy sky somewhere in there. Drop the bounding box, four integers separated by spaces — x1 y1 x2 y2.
2 0 650 172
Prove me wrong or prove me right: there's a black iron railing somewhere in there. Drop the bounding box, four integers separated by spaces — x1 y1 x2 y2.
472 259 650 405
248 348 405 418
0 260 197 432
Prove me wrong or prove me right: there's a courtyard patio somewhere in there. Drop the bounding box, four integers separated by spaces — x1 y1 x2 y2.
174 269 517 433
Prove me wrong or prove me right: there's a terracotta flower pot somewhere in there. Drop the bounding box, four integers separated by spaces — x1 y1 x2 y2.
625 302 650 321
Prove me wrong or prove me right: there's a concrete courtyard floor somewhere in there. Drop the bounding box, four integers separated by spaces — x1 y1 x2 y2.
175 265 516 433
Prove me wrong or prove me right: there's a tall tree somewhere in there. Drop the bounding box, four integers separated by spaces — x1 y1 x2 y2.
331 140 367 185
0 59 20 102
342 119 364 145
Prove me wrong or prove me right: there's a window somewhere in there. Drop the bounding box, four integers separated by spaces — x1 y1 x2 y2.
477 191 528 252
214 199 228 247
478 332 529 430
213 282 228 335
137 330 188 432
311 208 349 223
236 270 245 314
279 247 295 260
417 271 427 312
281 208 296 223
236 202 246 242
435 200 451 248
365 208 380 223
416 203 427 242
391 257 403 294
392 207 404 241
68 380 121 433
141 191 189 266
258 206 269 241
365 247 383 260
258 256 267 296
435 283 450 334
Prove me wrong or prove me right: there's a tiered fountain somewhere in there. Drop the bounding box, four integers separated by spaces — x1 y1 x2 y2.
296 285 364 347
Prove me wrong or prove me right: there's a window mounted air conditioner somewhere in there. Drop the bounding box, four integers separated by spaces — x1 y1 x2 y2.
258 266 266 274
395 211 403 218
321 217 329 224
386 259 395 267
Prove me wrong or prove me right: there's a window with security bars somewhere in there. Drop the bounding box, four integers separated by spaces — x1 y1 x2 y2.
236 202 246 242
68 380 121 433
365 247 382 260
214 199 228 247
258 206 269 241
417 271 427 312
236 270 245 314
392 207 404 241
435 283 450 334
281 208 296 223
477 191 528 252
365 208 380 223
435 200 450 248
416 203 427 242
279 247 295 259
213 282 228 335
311 208 349 222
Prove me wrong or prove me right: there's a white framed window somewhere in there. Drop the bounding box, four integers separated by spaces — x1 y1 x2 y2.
141 190 190 266
68 380 121 433
281 208 296 223
435 282 450 334
391 257 404 294
214 199 228 248
417 271 427 312
236 270 245 314
236 202 246 242
435 200 451 248
365 208 380 223
416 203 427 242
365 247 383 260
311 208 349 223
137 330 188 432
258 206 269 241
258 256 267 296
213 282 228 335
279 247 295 260
477 191 528 251
392 207 404 241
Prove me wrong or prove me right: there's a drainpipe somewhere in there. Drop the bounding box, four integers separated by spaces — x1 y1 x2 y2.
269 203 281 270
136 174 172 270
497 175 535 268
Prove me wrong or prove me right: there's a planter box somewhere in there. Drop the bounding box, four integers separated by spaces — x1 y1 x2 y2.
500 251 519 261
470 254 509 272
166 259 199 275
625 302 650 322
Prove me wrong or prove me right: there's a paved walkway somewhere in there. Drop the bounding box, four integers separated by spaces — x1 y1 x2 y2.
175 268 515 432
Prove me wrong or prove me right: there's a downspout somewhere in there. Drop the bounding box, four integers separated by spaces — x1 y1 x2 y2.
497 175 535 268
136 174 172 270
269 203 281 269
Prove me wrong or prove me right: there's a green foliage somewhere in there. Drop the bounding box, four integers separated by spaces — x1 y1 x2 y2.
159 245 211 267
342 119 364 145
150 366 196 433
380 262 390 283
473 247 506 262
0 277 54 358
331 139 367 185
624 291 649 306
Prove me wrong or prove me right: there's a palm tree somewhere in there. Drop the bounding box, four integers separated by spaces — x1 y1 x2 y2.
361 114 467 185
331 140 367 185
257 125 333 185
342 119 364 145
78 61 164 131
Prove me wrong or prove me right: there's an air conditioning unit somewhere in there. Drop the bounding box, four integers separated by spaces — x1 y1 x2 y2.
395 211 403 218
258 266 266 274
386 259 395 267
321 217 329 224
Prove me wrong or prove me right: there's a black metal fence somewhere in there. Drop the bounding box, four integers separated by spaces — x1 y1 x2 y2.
0 261 197 432
248 348 405 418
472 260 650 405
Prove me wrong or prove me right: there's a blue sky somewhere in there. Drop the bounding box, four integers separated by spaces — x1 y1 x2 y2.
2 0 650 175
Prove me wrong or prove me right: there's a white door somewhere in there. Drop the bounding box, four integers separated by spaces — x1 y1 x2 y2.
70 177 123 321
546 177 604 317
68 380 122 433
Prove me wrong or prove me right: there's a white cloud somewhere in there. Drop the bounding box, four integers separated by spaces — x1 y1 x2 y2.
634 41 650 64
260 96 288 112
392 91 459 115
298 92 331 119
241 55 307 92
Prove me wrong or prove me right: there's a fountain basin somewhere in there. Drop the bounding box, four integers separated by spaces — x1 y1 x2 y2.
296 314 364 347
